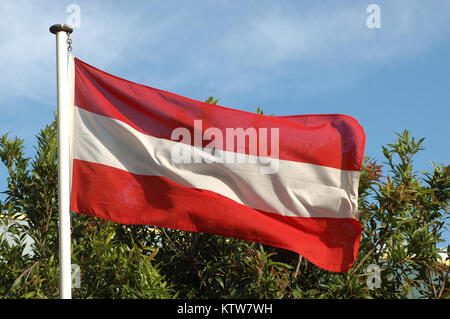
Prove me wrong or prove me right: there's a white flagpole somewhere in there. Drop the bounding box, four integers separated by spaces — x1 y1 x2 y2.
49 23 73 299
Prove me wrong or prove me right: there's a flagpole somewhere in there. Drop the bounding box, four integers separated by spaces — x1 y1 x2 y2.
49 23 73 299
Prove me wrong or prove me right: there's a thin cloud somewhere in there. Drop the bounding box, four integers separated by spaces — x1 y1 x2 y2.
1 0 449 110
220 1 450 67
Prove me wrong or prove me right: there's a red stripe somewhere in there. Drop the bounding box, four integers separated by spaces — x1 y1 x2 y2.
70 159 362 272
74 58 365 171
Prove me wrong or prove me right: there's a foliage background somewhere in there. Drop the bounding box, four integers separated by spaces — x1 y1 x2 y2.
0 101 448 299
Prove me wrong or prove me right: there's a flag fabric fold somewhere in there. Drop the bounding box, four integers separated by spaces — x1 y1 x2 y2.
69 56 366 272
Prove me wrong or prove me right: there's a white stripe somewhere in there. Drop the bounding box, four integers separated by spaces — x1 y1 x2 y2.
72 107 360 219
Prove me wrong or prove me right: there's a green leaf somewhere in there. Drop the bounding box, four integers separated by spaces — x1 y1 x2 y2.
215 276 224 289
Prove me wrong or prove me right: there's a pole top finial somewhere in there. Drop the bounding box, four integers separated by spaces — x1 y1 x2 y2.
49 24 73 35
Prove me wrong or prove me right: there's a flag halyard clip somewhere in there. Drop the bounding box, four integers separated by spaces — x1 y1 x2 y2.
67 33 72 52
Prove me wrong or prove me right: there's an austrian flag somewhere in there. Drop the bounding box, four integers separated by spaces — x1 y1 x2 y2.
68 56 366 272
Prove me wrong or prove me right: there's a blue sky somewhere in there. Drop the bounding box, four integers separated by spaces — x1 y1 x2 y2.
0 0 449 244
